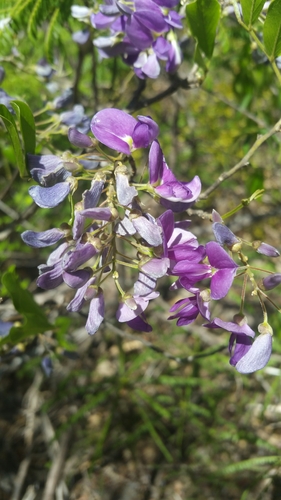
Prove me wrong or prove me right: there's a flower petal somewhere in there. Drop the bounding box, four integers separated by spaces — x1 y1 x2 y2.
235 333 272 374
29 183 71 208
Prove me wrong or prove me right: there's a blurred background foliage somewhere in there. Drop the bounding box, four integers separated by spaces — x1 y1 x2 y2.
1 1 281 499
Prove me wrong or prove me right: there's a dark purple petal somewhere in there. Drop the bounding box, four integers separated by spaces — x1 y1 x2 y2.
262 273 281 290
21 228 64 247
80 207 113 221
41 356 53 377
229 334 252 366
68 127 92 148
62 269 92 288
67 277 96 312
235 333 272 374
37 262 63 289
126 315 152 332
29 183 71 208
213 223 240 247
132 116 159 148
149 140 163 184
63 243 98 272
125 17 153 50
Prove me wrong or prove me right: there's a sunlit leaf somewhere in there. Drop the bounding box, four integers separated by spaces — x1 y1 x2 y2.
11 100 36 154
186 0 220 59
0 104 28 178
240 0 267 25
263 0 281 58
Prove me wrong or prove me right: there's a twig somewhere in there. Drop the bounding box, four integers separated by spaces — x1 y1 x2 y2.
127 72 201 112
41 429 72 500
11 371 43 500
105 321 227 364
200 117 281 200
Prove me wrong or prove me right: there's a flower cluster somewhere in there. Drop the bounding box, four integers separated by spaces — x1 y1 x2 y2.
22 108 279 374
72 1 183 79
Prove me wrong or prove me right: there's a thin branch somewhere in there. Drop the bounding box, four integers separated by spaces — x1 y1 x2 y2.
200 117 281 200
127 72 201 112
105 321 227 364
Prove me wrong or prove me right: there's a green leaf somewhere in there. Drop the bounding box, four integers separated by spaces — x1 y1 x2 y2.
11 100 36 154
0 104 28 178
1 269 52 346
240 0 266 25
186 0 220 59
220 455 280 475
44 8 60 62
263 0 281 58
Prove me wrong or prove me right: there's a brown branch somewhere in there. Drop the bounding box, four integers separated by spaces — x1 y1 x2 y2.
200 117 281 200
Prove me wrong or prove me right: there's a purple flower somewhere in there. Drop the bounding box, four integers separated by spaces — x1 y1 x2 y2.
91 108 158 154
116 272 159 330
205 318 272 374
154 161 201 212
28 183 71 208
85 288 105 335
205 242 239 300
27 154 73 186
21 228 66 247
169 289 210 326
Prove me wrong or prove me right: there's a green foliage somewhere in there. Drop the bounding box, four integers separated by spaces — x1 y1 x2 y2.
10 100 36 155
263 0 281 58
1 268 52 347
0 104 28 178
240 0 267 26
186 0 221 61
9 0 73 60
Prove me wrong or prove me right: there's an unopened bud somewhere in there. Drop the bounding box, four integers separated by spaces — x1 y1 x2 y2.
261 273 281 290
68 127 93 148
212 222 240 250
252 241 280 257
212 209 223 223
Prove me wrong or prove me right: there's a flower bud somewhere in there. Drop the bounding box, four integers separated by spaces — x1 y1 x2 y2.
252 241 280 257
212 222 241 250
68 127 93 148
260 273 281 290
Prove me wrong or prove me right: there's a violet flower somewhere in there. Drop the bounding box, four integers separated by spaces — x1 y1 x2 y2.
205 318 272 374
154 161 201 212
91 108 158 154
169 289 211 326
205 241 239 300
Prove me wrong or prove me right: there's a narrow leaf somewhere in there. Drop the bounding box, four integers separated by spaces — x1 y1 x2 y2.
0 104 28 178
240 0 266 25
263 0 281 58
11 100 36 154
44 8 60 62
186 0 220 59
